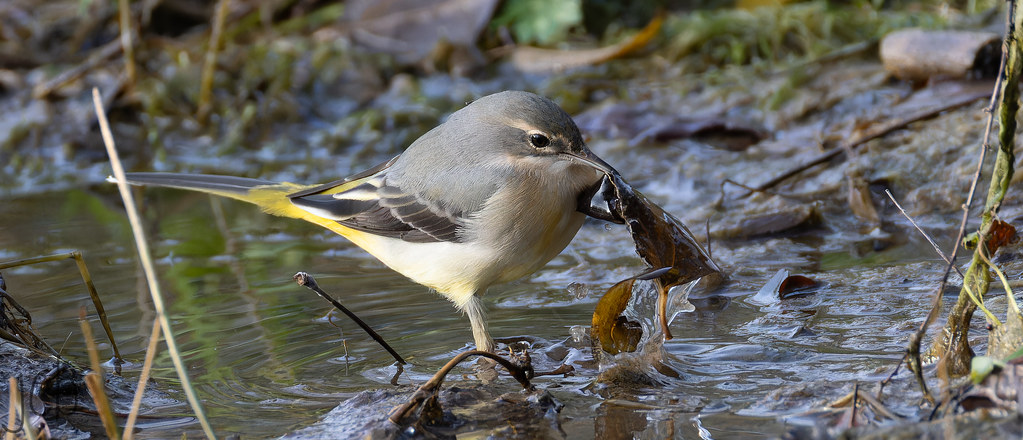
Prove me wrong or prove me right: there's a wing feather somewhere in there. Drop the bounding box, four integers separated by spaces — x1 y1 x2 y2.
289 157 468 243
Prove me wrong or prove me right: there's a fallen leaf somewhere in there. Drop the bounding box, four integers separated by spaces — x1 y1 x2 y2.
750 269 819 303
591 278 643 354
986 220 1017 252
778 275 818 299
340 0 498 65
510 12 663 73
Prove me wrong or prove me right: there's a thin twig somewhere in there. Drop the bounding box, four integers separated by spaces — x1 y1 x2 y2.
855 388 901 421
72 251 122 365
325 313 350 376
84 374 118 440
830 386 901 421
293 272 406 365
905 36 1008 405
884 190 964 278
94 88 218 439
877 353 904 398
850 382 859 427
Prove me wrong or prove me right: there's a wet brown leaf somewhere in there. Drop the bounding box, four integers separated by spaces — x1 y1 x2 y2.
590 173 720 352
591 278 644 354
509 13 662 73
778 275 818 299
986 220 1017 252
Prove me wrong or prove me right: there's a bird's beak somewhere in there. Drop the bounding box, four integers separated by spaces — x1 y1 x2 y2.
569 147 619 177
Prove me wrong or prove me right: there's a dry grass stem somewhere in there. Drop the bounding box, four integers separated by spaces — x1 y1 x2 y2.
80 309 120 439
123 319 162 440
6 377 17 440
84 373 119 440
93 87 217 439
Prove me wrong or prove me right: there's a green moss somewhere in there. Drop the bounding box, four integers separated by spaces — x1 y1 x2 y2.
661 2 949 71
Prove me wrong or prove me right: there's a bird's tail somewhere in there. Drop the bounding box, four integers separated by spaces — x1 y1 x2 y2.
121 172 274 196
120 172 311 220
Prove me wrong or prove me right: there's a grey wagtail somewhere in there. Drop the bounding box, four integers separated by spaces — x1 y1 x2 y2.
121 91 619 352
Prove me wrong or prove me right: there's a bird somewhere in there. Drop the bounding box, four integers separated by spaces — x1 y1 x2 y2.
120 90 619 353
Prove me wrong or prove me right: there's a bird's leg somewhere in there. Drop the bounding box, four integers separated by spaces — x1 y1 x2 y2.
462 295 495 352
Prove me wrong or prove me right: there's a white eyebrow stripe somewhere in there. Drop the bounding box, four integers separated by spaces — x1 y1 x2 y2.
503 119 539 132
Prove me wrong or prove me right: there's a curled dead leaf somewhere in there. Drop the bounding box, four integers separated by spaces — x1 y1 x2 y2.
778 275 818 299
588 172 721 353
751 269 819 304
591 278 643 354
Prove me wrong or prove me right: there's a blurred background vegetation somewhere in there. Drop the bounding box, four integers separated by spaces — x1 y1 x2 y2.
0 0 1000 192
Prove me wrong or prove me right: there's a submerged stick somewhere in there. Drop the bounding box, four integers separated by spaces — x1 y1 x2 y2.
293 272 406 365
749 90 989 195
388 350 534 425
94 88 217 439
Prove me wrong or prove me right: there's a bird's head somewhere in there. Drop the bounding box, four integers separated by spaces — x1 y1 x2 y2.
452 91 618 181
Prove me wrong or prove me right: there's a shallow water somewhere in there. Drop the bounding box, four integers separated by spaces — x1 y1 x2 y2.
1 166 987 438
0 36 1012 436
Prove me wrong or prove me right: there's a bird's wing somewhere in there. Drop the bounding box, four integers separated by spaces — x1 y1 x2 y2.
288 156 467 243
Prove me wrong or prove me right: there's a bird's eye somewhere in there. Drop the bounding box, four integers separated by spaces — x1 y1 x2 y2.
529 133 550 149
